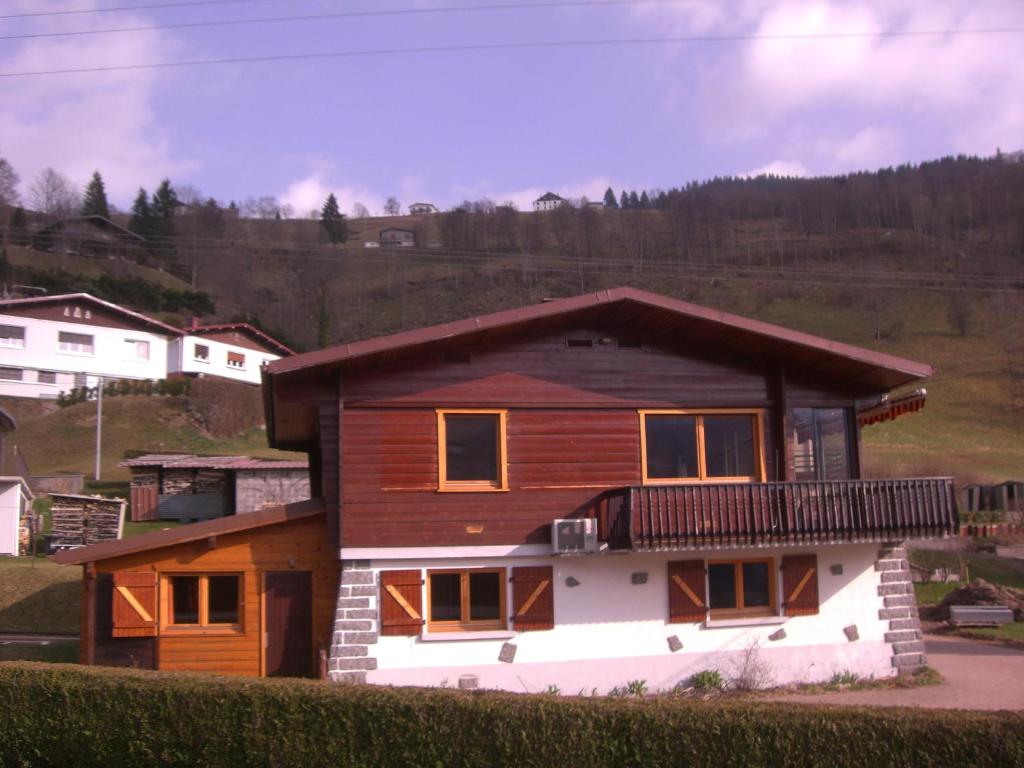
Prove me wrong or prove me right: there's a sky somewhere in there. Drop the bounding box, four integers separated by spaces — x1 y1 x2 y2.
2 0 1023 216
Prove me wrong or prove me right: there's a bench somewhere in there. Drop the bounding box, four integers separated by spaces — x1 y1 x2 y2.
949 605 1014 627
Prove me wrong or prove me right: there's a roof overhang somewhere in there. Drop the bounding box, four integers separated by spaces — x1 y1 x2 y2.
0 476 34 499
0 293 184 337
263 287 934 448
53 498 324 565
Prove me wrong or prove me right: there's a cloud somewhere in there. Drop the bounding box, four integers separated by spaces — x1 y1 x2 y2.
0 1 196 207
745 159 811 178
279 170 385 218
639 0 1024 161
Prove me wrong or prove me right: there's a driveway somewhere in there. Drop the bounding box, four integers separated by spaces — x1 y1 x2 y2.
774 635 1024 710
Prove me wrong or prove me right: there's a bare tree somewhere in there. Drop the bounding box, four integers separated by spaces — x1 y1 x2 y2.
0 156 19 248
242 196 283 220
384 196 401 216
351 202 369 219
29 167 79 216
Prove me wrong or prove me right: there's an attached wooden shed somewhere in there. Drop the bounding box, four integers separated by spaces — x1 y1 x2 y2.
54 499 338 678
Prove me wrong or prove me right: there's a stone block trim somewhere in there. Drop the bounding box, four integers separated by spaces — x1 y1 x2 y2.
874 541 927 673
329 561 380 683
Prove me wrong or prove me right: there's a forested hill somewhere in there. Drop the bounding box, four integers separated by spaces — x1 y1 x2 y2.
2 153 1024 481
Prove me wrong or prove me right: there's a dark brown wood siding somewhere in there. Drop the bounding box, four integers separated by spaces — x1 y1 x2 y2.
336 327 854 548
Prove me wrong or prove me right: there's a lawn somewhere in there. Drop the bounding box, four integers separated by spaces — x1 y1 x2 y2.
909 549 1024 589
956 623 1024 645
0 557 80 636
914 581 965 605
0 640 79 663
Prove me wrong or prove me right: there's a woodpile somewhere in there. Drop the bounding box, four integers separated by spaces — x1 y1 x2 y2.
129 471 158 488
161 469 195 495
195 470 227 494
50 494 125 548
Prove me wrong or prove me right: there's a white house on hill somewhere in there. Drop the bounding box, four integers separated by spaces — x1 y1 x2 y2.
0 294 295 397
533 192 566 211
0 293 182 399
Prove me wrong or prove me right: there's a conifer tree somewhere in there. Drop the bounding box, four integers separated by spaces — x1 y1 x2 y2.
629 190 640 208
619 190 630 209
320 193 348 244
81 171 111 218
639 191 651 209
128 188 152 238
603 187 618 209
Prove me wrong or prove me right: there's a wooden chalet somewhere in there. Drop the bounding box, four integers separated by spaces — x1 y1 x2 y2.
58 288 956 688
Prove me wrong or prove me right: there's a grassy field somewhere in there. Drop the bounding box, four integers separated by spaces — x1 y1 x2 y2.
2 395 300 481
909 550 1024 589
6 244 192 292
914 581 965 605
955 623 1024 645
0 557 80 636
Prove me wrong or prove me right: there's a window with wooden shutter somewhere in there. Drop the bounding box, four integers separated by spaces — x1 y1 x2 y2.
782 554 819 616
511 566 554 631
227 351 245 369
380 569 424 636
112 571 158 637
668 560 707 623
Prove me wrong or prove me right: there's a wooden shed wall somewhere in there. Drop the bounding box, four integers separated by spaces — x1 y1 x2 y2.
337 327 853 548
90 514 338 677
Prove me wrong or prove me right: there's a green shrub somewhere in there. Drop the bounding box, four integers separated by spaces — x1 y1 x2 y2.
691 669 724 691
1 663 1022 768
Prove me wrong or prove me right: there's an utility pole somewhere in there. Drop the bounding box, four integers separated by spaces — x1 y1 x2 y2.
94 375 103 481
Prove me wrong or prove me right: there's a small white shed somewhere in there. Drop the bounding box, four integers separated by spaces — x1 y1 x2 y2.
0 476 34 556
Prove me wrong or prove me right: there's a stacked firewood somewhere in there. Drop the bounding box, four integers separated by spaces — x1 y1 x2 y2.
194 470 227 494
161 469 196 495
50 495 125 547
129 471 158 488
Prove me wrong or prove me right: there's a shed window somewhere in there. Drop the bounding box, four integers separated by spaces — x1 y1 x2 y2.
708 559 775 617
166 574 241 628
427 568 505 631
0 325 25 348
227 351 245 369
641 411 764 483
790 408 853 481
58 331 94 354
437 410 508 491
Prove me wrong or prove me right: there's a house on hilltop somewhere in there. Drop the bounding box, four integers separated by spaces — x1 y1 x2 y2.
33 215 144 259
532 192 566 211
57 288 956 686
408 203 439 215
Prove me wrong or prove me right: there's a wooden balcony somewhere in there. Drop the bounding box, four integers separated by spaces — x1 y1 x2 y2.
598 478 958 551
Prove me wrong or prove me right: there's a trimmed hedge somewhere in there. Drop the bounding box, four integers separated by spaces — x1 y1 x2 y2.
1 663 1023 768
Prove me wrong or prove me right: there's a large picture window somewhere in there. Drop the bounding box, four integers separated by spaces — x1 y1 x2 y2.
426 568 505 632
707 559 775 618
165 574 241 629
437 409 508 491
640 410 764 483
790 407 853 481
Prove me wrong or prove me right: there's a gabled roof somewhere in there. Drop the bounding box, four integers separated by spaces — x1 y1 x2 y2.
36 215 144 242
263 287 934 448
53 498 324 565
534 192 564 202
0 293 183 336
184 321 294 356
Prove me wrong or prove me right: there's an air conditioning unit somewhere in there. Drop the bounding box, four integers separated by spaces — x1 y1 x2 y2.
551 518 599 555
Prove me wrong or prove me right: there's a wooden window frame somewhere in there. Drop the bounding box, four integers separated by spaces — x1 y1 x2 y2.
707 558 776 619
639 409 767 485
436 409 509 492
425 567 507 632
160 573 244 635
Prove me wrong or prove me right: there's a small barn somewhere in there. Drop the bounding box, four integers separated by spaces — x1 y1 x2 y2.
122 454 310 522
55 499 337 678
48 493 125 550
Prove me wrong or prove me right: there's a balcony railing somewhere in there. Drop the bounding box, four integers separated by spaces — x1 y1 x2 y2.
599 478 958 551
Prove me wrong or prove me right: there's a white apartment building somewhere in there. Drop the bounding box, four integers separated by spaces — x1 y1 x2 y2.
0 295 294 398
0 294 181 399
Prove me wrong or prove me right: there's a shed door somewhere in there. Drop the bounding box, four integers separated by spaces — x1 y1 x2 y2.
264 571 313 678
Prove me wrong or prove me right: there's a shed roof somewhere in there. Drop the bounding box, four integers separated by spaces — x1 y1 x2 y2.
53 498 324 565
121 453 307 470
0 293 183 336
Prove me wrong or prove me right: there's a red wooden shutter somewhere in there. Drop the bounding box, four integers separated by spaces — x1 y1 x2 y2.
512 566 554 631
668 560 707 623
380 570 423 636
782 554 819 616
111 571 158 637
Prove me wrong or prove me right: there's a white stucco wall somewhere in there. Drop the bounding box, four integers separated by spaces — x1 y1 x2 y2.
363 542 893 693
168 336 280 385
0 482 29 556
0 312 171 398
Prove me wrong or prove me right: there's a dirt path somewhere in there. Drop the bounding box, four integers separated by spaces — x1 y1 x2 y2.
773 635 1024 710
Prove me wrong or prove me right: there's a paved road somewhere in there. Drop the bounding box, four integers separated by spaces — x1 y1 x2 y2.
775 635 1024 710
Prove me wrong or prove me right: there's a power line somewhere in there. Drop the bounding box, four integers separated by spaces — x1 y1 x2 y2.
0 0 274 21
3 26 1022 78
2 0 741 34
